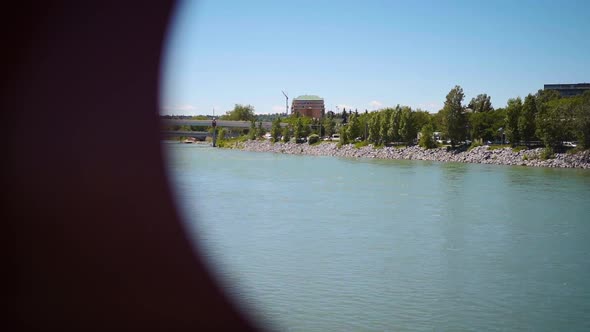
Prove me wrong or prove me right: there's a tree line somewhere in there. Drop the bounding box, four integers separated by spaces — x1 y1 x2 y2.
174 87 590 152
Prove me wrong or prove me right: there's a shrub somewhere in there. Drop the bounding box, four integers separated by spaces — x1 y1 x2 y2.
540 147 555 160
217 128 226 141
354 141 369 149
468 141 482 151
418 124 437 149
308 134 320 145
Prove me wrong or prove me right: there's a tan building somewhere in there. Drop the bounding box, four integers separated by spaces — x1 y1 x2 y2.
291 95 325 119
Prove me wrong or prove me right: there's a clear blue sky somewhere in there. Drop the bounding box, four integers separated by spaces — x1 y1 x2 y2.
160 0 590 115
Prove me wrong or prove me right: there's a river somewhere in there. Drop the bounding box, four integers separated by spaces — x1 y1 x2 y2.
164 142 590 331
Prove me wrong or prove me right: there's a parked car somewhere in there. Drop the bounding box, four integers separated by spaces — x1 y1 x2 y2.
331 134 340 141
563 141 577 147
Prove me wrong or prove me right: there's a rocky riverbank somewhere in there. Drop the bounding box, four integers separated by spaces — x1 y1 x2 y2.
226 140 590 169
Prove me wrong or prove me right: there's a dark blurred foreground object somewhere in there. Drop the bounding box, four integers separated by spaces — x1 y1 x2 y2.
4 2 257 330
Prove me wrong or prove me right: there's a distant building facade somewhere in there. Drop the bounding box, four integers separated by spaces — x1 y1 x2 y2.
544 83 590 97
291 95 325 119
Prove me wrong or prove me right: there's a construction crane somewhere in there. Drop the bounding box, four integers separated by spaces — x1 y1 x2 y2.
281 90 289 116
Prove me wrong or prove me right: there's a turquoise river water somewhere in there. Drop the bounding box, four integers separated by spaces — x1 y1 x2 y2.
165 142 590 331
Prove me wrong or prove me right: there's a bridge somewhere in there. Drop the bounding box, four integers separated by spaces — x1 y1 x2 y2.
161 130 240 140
161 119 287 130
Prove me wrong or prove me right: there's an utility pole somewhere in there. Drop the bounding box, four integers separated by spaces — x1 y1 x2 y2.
282 90 289 116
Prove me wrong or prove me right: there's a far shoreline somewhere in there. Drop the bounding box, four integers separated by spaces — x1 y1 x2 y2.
219 140 590 169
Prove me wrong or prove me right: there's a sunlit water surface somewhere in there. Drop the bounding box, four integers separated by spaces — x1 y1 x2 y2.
165 142 590 331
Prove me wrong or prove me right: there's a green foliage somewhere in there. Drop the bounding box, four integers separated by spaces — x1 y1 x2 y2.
441 85 467 147
468 141 482 151
419 124 437 149
354 140 369 149
505 97 522 146
322 117 335 137
535 89 560 104
540 147 555 160
270 117 282 142
346 113 361 141
220 104 256 121
387 107 401 142
216 135 248 148
367 113 381 144
468 94 494 112
294 117 305 143
339 125 349 145
256 121 265 138
282 125 291 143
412 110 432 135
399 107 416 143
308 134 320 145
248 120 256 140
518 94 538 144
575 91 590 148
536 102 575 149
217 128 226 141
378 110 391 144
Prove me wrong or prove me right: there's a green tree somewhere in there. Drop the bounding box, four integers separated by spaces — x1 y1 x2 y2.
322 117 335 137
441 85 467 147
368 113 381 144
294 117 305 143
346 113 361 141
257 121 265 138
412 110 432 136
270 117 282 142
379 110 391 144
536 103 574 149
419 124 437 149
339 125 349 145
387 107 401 142
282 125 291 143
467 112 486 142
518 94 538 145
535 89 560 104
468 94 493 113
221 104 256 121
217 128 226 141
505 97 522 146
248 119 256 140
399 107 416 143
576 91 590 148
